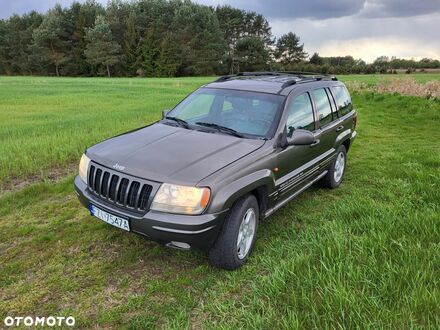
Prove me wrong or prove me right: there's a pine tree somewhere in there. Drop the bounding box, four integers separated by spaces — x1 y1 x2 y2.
140 27 160 77
69 1 104 75
124 11 141 75
235 36 269 72
275 32 307 66
84 15 122 77
310 52 323 65
155 33 180 77
32 6 71 76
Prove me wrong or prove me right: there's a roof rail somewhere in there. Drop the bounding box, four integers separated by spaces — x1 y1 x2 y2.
214 71 337 86
214 71 285 82
279 74 337 90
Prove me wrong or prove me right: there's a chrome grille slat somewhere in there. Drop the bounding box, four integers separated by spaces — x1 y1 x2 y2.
117 178 129 205
89 166 95 189
87 163 153 212
134 182 143 208
94 169 102 193
109 175 119 201
127 182 140 208
114 177 124 204
138 184 152 210
101 172 110 197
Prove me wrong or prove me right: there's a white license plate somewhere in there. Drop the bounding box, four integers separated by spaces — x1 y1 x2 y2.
89 204 130 231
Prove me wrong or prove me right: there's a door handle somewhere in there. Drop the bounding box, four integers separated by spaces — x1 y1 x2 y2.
336 125 344 132
310 139 320 147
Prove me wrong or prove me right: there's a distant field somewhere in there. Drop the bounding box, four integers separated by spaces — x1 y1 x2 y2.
0 75 439 328
338 73 440 84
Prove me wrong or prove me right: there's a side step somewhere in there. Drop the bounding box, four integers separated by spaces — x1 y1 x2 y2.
264 170 328 218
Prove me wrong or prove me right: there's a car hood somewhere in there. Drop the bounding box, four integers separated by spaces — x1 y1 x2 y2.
87 123 265 186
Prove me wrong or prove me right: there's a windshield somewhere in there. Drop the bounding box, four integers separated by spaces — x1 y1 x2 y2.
165 88 285 139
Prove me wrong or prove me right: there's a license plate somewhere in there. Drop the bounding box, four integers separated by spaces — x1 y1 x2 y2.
89 204 130 231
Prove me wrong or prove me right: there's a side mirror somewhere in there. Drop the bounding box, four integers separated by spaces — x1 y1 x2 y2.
162 109 170 119
287 129 316 146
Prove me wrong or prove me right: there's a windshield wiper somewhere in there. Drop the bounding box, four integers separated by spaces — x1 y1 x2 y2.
195 122 245 138
164 116 189 128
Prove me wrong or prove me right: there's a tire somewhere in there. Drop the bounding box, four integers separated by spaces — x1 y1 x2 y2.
321 144 347 189
209 195 259 270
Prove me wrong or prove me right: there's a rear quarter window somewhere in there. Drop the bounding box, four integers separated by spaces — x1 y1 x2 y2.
311 88 333 127
331 86 353 116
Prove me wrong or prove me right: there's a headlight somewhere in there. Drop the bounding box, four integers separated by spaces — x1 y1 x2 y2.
151 183 211 215
78 154 91 183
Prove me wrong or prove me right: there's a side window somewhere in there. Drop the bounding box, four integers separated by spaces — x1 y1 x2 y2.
286 93 315 136
311 88 333 127
331 86 353 116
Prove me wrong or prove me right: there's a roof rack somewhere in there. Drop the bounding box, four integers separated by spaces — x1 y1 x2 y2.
214 71 285 82
278 71 337 89
214 71 337 90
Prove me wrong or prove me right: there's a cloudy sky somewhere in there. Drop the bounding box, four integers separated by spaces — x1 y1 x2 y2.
1 0 439 62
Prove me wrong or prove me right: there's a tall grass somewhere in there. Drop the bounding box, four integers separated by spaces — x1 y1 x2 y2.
0 76 212 186
346 77 440 99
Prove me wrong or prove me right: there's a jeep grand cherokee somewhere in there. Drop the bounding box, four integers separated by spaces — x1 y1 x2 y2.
74 72 357 270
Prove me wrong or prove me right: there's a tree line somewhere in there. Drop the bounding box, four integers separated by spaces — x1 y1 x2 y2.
0 0 439 77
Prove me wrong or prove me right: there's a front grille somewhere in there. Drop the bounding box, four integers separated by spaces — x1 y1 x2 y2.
88 163 153 212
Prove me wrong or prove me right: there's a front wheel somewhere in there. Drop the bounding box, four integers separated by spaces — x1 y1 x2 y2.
322 145 347 189
209 195 259 270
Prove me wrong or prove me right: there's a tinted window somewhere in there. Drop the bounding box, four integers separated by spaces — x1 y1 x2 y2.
311 88 333 127
168 88 285 138
175 93 215 120
286 93 315 135
331 86 352 116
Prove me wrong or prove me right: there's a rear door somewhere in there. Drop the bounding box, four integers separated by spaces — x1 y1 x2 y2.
309 88 339 169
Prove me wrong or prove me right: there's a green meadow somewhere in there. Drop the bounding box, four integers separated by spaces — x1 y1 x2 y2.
0 75 439 328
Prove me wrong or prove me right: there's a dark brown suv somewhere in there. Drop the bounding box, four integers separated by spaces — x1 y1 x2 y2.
75 72 357 269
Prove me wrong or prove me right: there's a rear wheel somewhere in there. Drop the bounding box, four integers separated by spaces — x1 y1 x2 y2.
209 195 259 270
322 145 347 189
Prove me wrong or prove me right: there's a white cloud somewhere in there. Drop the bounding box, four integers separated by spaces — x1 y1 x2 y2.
270 13 440 62
318 38 440 62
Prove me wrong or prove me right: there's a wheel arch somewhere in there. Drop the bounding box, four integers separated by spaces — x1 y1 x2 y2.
334 129 352 153
207 169 275 215
342 138 351 152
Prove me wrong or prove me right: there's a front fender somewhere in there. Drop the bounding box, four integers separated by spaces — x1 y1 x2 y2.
207 169 275 213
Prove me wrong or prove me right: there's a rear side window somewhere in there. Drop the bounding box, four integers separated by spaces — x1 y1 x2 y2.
331 86 353 116
286 93 315 135
311 88 333 127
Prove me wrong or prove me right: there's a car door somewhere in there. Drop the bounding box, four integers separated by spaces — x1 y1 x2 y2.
309 88 339 169
275 92 320 200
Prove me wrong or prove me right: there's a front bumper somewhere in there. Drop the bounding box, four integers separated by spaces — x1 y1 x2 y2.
74 176 227 250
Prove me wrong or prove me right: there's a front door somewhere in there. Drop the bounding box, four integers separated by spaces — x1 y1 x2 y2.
275 92 320 201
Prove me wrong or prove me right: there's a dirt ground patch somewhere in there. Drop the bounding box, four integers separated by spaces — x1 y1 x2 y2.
0 163 78 196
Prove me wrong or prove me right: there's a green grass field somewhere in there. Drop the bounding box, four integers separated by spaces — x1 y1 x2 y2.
0 75 439 328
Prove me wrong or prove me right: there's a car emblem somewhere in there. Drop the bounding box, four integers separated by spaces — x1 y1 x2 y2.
113 163 125 171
